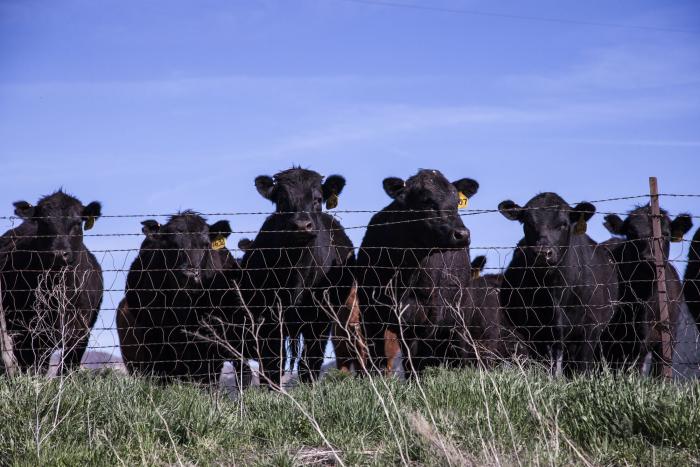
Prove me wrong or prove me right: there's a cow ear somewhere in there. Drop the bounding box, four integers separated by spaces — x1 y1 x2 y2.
323 175 346 209
209 220 232 240
322 175 346 200
238 238 253 251
82 201 102 230
382 177 405 200
570 202 595 222
671 214 693 242
498 200 523 222
141 219 161 238
570 202 594 236
13 201 35 219
452 178 479 198
470 255 487 279
603 214 625 235
82 201 102 219
254 175 275 200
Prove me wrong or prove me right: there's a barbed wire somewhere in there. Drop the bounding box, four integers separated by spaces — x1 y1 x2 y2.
0 192 696 221
1 196 698 387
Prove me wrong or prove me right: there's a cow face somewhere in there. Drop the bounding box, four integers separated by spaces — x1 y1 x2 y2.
383 169 477 248
604 206 692 265
499 192 595 266
141 211 231 288
254 168 345 241
13 190 101 266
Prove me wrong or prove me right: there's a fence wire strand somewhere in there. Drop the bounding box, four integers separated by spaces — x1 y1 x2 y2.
1 192 699 387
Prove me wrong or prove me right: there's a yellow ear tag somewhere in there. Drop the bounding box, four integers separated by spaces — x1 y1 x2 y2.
211 235 226 250
458 192 469 209
326 193 339 210
574 213 587 236
471 269 481 280
671 230 683 243
84 216 95 231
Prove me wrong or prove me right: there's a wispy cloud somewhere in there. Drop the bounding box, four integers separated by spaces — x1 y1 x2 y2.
501 42 700 94
536 138 700 148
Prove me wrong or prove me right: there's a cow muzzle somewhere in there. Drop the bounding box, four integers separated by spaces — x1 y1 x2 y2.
182 268 202 284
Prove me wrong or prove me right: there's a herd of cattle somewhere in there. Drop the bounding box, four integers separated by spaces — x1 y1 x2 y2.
1 168 699 387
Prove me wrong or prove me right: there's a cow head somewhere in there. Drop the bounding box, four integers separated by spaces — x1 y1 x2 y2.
254 167 345 241
140 211 232 288
13 190 102 266
499 192 595 266
382 169 477 248
603 205 692 266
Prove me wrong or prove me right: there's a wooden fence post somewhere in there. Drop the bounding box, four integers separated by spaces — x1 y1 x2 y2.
0 276 19 376
649 176 673 379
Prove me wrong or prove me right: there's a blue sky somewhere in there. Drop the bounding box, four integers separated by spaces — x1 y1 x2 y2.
1 0 699 356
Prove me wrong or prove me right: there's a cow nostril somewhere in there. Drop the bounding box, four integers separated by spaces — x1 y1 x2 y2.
296 221 314 232
453 229 469 242
55 250 70 261
545 249 554 260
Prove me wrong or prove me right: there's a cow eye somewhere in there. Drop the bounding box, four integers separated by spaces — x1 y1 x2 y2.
421 199 438 210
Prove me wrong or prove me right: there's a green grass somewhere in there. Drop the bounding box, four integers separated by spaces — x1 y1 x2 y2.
1 367 699 465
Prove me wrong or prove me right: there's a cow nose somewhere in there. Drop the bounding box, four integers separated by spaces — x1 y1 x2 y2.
452 228 470 244
294 220 314 233
543 248 554 261
184 268 202 283
54 250 70 262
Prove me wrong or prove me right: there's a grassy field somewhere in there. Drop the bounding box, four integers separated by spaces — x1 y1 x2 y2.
1 367 699 466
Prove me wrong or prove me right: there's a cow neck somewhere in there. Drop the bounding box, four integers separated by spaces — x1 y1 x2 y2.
135 247 207 304
409 248 471 295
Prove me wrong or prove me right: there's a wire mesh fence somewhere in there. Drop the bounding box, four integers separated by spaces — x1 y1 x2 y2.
1 179 699 390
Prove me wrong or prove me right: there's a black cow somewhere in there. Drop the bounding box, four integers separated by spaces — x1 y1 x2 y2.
116 211 241 384
357 169 496 376
239 168 354 386
498 193 617 375
470 255 503 290
602 206 693 375
685 228 700 328
469 255 510 359
0 190 103 375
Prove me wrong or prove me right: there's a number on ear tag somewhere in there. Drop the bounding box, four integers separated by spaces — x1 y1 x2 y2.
458 192 469 209
84 216 95 231
326 193 339 210
211 235 226 250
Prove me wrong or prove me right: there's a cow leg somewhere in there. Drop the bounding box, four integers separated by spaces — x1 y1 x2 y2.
334 286 366 374
298 321 329 384
29 334 55 376
384 328 401 377
259 341 284 389
190 360 223 387
58 333 91 376
401 327 432 378
578 322 604 374
255 323 284 389
233 361 254 390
